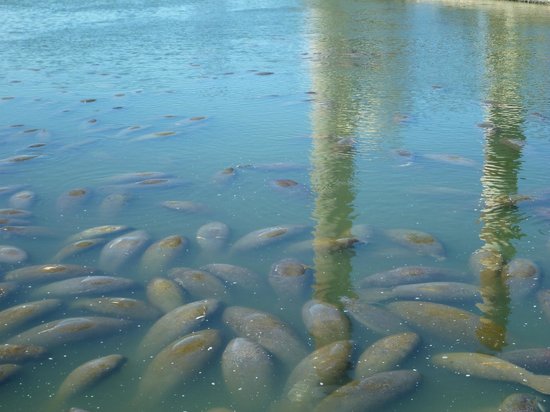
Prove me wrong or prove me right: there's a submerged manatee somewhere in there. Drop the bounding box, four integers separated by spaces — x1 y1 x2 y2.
221 337 276 409
302 300 350 346
341 297 410 336
283 340 352 411
499 348 550 374
137 299 221 358
145 277 186 313
8 191 36 209
359 282 481 304
137 329 222 404
223 306 308 368
503 258 541 300
54 354 126 404
200 263 264 292
139 235 189 279
313 370 421 412
169 268 229 301
196 222 231 254
51 238 107 263
0 299 62 335
359 265 464 288
0 245 28 265
385 228 446 260
387 301 483 347
70 297 160 320
8 317 130 349
0 343 47 363
31 276 136 298
4 264 97 284
68 225 132 243
269 258 313 301
355 332 420 379
99 230 150 273
231 224 309 253
433 352 550 395
56 188 92 214
498 393 545 412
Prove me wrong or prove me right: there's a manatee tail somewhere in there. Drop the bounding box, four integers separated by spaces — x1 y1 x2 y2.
526 373 550 395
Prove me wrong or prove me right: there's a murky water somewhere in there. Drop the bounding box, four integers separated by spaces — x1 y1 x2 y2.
1 0 550 411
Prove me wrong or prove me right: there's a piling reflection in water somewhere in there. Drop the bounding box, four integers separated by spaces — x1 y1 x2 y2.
475 9 528 351
308 3 359 312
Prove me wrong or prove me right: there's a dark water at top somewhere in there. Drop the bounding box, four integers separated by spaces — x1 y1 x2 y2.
1 0 550 411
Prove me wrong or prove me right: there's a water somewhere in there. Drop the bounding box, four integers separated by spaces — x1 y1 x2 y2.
1 0 550 410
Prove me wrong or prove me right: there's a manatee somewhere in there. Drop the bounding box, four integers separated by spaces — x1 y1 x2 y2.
359 282 481 304
137 299 221 357
269 179 310 197
498 393 545 412
499 348 550 374
0 217 31 227
313 370 421 412
104 178 186 192
387 301 484 347
384 229 445 260
503 258 541 300
341 297 410 336
221 338 276 409
8 317 131 349
99 193 131 218
223 306 308 368
146 277 186 313
433 352 550 395
51 238 107 263
31 276 136 298
302 300 350 346
4 264 97 284
105 171 172 184
67 225 132 243
99 230 150 273
139 235 189 279
0 343 47 363
0 364 21 385
212 167 237 185
0 299 62 335
470 247 504 276
137 329 222 404
8 190 36 209
0 244 28 265
0 225 57 239
359 266 464 288
196 222 231 254
423 153 477 167
355 332 420 378
231 224 309 253
56 188 92 214
200 263 264 292
283 340 352 411
0 185 28 198
0 208 32 219
54 354 126 404
169 268 229 301
161 200 209 214
269 258 313 302
70 297 160 320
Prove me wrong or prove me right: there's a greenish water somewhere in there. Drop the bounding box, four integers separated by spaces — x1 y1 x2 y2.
1 0 550 411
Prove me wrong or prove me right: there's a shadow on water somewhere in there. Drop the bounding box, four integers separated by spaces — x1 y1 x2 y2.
475 9 528 352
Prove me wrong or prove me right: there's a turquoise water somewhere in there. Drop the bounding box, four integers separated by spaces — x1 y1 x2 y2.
1 0 550 410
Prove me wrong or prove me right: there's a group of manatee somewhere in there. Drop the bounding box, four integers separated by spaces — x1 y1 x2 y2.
0 173 549 412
